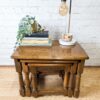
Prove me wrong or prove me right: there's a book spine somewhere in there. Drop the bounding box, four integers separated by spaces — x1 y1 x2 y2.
21 40 49 44
25 34 48 38
23 37 49 40
20 43 52 46
20 40 52 46
25 31 49 38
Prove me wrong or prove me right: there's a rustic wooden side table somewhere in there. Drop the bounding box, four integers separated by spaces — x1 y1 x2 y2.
11 40 89 98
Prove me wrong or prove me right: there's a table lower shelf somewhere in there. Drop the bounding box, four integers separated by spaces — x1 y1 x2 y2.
33 75 69 96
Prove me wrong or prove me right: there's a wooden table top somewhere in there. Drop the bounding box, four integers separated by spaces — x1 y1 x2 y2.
11 40 89 60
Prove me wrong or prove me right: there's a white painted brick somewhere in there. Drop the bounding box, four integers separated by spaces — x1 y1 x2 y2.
0 58 14 65
85 59 100 66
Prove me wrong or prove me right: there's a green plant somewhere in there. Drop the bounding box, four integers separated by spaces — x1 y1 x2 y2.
17 15 44 42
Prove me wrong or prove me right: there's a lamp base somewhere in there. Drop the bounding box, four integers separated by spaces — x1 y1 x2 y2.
59 38 76 46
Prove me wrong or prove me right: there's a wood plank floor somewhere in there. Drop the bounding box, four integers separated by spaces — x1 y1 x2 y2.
0 67 100 100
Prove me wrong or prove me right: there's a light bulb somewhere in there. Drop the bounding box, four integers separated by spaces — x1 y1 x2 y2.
59 0 68 16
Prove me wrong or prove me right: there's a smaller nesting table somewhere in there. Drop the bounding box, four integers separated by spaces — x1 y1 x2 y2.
11 40 89 98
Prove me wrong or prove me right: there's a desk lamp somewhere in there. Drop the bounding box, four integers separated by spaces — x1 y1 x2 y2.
59 0 76 45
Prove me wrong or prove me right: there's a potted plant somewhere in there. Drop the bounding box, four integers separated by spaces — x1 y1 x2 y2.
17 15 45 42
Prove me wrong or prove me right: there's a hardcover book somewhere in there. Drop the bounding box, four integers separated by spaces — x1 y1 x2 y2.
25 31 49 38
20 39 52 46
21 39 49 44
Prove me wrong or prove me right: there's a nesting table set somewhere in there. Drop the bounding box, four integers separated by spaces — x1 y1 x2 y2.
11 40 89 98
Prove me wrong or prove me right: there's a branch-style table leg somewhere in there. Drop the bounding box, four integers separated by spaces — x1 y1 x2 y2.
74 60 85 98
63 64 71 96
68 63 77 97
14 59 25 96
22 63 31 96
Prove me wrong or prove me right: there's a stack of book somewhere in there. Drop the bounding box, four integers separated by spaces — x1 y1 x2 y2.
20 31 52 46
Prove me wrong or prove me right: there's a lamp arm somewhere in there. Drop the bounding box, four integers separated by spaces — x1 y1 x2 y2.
68 0 72 33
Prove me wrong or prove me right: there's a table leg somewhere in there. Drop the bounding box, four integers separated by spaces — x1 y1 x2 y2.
31 68 38 97
14 59 25 96
22 63 31 97
68 63 77 97
18 72 25 96
63 64 71 96
74 60 85 98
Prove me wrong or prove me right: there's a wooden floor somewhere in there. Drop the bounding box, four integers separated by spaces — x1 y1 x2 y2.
0 67 100 100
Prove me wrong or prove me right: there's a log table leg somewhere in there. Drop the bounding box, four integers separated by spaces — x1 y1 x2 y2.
68 63 77 97
74 60 85 98
14 59 25 96
22 63 31 97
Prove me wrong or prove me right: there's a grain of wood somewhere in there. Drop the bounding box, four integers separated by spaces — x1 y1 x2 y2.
0 67 100 100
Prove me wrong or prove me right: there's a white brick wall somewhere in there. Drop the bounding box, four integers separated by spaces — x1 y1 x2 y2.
0 0 100 66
